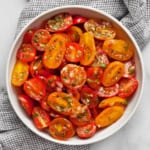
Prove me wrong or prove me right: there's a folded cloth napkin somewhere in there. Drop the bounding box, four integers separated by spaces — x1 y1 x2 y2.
0 0 150 150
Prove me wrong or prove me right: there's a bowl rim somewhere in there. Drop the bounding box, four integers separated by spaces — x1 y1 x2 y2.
6 5 145 145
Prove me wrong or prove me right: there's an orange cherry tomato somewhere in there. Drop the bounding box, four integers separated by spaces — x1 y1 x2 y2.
95 106 124 128
47 92 80 116
43 34 66 69
103 39 134 61
60 64 87 89
84 19 116 40
32 107 50 129
102 61 125 87
49 118 75 140
80 32 96 66
67 26 83 42
11 60 29 86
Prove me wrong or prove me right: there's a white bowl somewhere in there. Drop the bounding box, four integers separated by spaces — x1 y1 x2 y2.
6 5 144 145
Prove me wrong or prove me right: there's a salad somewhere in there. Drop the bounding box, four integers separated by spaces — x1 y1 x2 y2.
11 13 138 140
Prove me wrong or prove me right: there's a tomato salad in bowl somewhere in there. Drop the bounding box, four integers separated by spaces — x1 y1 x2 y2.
7 6 144 145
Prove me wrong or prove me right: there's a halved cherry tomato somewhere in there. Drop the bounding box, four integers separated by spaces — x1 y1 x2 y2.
59 33 71 43
32 29 51 51
47 92 80 115
118 78 138 98
60 64 87 89
80 32 96 65
32 107 50 129
80 87 99 108
18 94 33 115
76 123 96 139
67 88 80 101
49 110 63 119
46 75 63 92
98 96 127 108
40 95 51 112
123 59 136 78
84 19 116 40
102 61 124 87
45 13 73 32
97 84 119 98
23 29 36 43
11 60 29 86
73 15 87 24
95 106 124 128
103 39 134 61
65 42 84 63
23 77 46 101
49 118 75 140
90 107 99 118
17 44 36 63
70 105 92 126
43 34 66 69
67 26 83 42
86 67 103 89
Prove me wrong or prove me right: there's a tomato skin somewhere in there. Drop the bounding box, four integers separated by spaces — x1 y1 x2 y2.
43 34 66 69
102 61 125 87
86 67 103 89
103 39 134 61
45 13 73 32
97 84 119 98
32 29 51 51
118 78 138 98
67 88 80 101
23 29 36 43
11 60 29 86
70 105 92 126
32 107 50 129
80 32 96 66
65 42 84 63
18 94 33 115
76 123 96 139
23 77 46 101
40 95 51 112
73 16 87 24
61 64 87 89
17 44 36 63
80 87 99 108
49 118 75 140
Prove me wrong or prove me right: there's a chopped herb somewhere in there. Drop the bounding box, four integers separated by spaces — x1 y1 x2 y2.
128 68 135 74
71 82 76 87
85 129 91 133
63 95 71 100
99 63 106 68
32 112 38 118
124 43 129 51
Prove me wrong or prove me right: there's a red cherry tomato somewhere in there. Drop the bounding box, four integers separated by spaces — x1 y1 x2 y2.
45 13 73 32
73 15 87 24
118 78 138 98
23 77 46 101
76 123 96 138
23 29 36 43
81 87 99 108
32 29 51 51
70 105 92 126
18 94 33 115
17 44 36 63
32 107 50 129
49 118 75 140
86 67 103 89
97 84 119 98
67 88 80 101
61 64 87 89
65 42 84 63
40 95 51 112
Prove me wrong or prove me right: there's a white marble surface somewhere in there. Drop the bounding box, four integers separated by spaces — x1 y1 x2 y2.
0 0 150 149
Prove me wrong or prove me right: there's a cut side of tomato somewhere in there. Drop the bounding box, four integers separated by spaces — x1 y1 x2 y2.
23 29 36 43
18 94 34 115
17 44 36 63
86 67 103 89
65 42 84 63
32 29 51 51
76 123 96 139
97 84 119 98
40 95 51 112
32 107 50 129
118 78 138 98
49 118 75 140
23 77 46 101
45 13 73 32
61 64 87 89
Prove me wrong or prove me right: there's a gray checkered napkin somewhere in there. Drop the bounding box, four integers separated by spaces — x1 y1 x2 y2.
0 0 150 150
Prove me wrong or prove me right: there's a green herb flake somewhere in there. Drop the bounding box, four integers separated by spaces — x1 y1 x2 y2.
99 63 106 68
32 112 38 118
